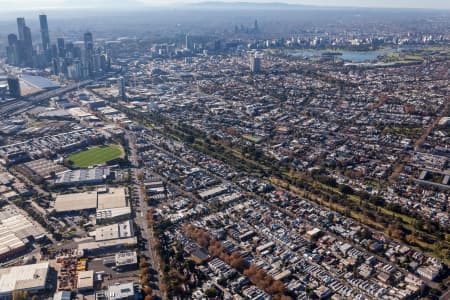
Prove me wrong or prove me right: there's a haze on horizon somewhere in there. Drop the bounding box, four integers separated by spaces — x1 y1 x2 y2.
0 0 449 10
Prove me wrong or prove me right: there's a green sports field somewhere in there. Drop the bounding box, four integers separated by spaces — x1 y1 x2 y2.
68 144 124 168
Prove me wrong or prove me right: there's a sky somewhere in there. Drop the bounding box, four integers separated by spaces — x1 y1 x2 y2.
0 0 449 10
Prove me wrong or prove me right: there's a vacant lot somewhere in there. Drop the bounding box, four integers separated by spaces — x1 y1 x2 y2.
68 145 123 167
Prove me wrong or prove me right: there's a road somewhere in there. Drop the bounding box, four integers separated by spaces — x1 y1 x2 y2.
125 131 162 300
26 80 93 103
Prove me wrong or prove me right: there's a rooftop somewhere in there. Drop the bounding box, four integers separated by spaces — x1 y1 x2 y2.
0 262 49 296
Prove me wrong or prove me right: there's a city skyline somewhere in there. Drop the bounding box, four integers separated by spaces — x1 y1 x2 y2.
0 3 449 300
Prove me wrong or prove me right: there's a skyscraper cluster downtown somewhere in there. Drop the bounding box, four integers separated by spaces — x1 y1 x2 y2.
5 15 112 80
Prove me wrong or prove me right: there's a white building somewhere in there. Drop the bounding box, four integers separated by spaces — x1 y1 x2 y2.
0 262 49 298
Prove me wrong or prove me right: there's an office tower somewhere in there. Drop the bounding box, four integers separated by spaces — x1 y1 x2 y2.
254 19 259 32
72 46 82 59
84 32 94 77
84 32 94 53
17 17 26 41
100 53 110 72
23 26 33 66
39 14 50 51
68 62 82 80
118 77 126 101
6 34 19 65
51 44 58 59
52 58 59 75
57 37 65 57
7 76 21 98
7 34 18 47
65 41 74 57
185 34 192 50
249 55 261 73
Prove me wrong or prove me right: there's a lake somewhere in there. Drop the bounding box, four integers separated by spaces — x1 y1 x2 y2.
288 48 400 62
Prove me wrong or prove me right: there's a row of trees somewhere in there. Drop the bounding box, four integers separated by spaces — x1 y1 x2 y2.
183 224 292 300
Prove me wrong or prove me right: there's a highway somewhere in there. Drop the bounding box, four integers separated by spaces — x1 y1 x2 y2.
27 80 93 103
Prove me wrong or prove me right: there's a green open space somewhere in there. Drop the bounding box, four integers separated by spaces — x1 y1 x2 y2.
68 144 124 167
242 134 263 143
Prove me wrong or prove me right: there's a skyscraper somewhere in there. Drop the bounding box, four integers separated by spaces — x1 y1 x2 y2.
57 37 65 57
39 14 50 52
185 34 191 50
7 34 18 47
23 26 33 66
250 55 261 73
118 77 126 101
6 34 19 65
84 32 94 53
16 17 26 41
84 32 94 77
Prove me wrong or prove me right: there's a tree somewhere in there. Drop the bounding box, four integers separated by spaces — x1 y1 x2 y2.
339 184 354 195
12 291 29 300
143 286 153 296
230 254 247 272
204 288 218 298
268 280 285 294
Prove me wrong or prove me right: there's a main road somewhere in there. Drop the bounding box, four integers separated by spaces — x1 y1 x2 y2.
125 131 162 300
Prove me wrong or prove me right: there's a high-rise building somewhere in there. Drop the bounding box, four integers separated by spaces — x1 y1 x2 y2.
7 34 18 47
6 34 19 65
23 26 33 66
39 14 50 52
65 41 74 57
52 58 59 75
249 55 261 73
118 77 126 101
67 59 83 80
84 32 94 77
57 37 65 57
16 17 26 41
185 34 192 50
84 32 94 53
7 76 21 98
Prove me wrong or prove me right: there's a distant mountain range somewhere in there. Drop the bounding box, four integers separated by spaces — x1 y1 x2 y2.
189 1 313 9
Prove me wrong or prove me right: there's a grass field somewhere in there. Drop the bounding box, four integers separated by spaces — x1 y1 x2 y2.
242 134 263 143
68 144 123 167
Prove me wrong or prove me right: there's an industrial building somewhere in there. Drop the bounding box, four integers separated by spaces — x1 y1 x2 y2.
95 282 138 300
19 75 60 96
114 251 137 271
54 191 98 213
54 187 127 214
0 205 46 260
0 262 50 298
77 270 94 291
53 167 111 187
94 220 134 242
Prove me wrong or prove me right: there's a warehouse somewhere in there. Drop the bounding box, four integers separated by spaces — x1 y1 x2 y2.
0 226 26 260
94 220 134 242
54 191 98 213
53 167 111 187
54 188 128 217
115 251 138 272
97 187 127 210
77 270 94 291
0 262 49 298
